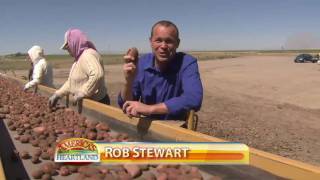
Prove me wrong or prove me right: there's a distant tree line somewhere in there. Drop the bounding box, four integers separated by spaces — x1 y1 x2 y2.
4 52 28 58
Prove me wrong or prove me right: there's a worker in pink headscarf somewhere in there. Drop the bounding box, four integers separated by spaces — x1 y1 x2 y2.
49 29 110 107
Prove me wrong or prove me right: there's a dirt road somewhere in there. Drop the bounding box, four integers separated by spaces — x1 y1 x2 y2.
6 55 320 166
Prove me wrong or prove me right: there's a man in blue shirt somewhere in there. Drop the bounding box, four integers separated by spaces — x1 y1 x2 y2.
118 20 203 120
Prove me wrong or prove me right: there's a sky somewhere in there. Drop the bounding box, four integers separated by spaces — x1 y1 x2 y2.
1 0 320 55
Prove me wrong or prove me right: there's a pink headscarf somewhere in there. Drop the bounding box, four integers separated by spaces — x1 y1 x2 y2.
65 29 97 61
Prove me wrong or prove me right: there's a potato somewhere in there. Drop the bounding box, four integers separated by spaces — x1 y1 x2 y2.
82 167 100 177
6 120 13 126
190 167 199 174
156 164 168 173
109 131 120 139
19 135 30 143
141 172 156 180
54 128 63 134
33 126 46 134
157 173 168 180
8 125 16 131
41 173 52 180
40 152 50 160
54 163 63 170
64 108 73 112
189 171 203 180
118 171 132 180
38 140 49 149
96 122 110 131
87 131 97 140
46 147 55 156
30 139 40 147
104 173 116 179
41 162 56 175
167 168 183 179
31 156 41 164
110 138 119 142
119 133 129 140
107 165 125 173
60 166 71 176
168 164 180 168
34 148 42 157
96 131 105 140
13 135 20 140
20 151 30 159
31 170 44 179
139 165 149 171
78 166 89 173
16 128 25 135
85 119 98 129
1 106 9 114
68 165 78 173
98 166 109 174
103 136 111 142
76 174 86 180
127 47 139 63
208 176 223 180
23 123 31 129
47 137 57 145
124 164 142 178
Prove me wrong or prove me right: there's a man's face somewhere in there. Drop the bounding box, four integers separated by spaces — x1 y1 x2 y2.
150 25 180 64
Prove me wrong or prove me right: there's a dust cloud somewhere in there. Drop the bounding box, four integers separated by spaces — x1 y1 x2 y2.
284 32 320 49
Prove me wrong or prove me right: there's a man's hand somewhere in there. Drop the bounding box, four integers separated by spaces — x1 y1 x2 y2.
123 101 152 118
123 47 139 83
72 91 85 106
48 94 60 108
123 62 137 83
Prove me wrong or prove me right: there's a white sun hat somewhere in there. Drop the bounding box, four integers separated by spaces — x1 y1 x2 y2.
60 31 68 50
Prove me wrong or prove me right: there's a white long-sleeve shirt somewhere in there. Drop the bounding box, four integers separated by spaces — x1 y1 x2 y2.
24 58 54 89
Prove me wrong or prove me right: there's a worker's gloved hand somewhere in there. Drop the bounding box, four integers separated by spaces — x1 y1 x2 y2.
23 86 29 92
23 84 30 92
72 91 85 106
48 94 60 108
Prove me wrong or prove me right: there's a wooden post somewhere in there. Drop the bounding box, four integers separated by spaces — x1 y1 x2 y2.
187 110 195 130
33 84 38 94
65 94 69 108
77 99 83 114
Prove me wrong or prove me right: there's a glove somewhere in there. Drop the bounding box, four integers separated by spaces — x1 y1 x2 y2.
72 91 85 106
48 94 60 108
23 86 28 92
23 84 30 92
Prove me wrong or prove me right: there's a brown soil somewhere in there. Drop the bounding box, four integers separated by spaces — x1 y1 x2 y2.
196 56 320 166
5 55 320 166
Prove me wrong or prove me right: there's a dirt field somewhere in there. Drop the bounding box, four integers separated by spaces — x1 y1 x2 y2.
4 55 320 166
195 56 320 166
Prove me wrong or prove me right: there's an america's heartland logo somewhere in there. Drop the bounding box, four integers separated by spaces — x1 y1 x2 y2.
54 138 100 162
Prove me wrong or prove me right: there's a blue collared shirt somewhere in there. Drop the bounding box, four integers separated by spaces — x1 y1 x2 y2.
118 52 203 120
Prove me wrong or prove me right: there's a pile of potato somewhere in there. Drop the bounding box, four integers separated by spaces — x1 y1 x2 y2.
0 77 220 180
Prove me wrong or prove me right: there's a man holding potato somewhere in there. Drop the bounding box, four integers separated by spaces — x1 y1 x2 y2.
118 20 203 120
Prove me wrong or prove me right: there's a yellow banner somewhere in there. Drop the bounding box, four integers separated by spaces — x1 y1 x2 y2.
54 139 249 164
98 142 249 164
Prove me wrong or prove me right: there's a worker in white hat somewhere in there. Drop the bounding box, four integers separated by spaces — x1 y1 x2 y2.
24 45 53 91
